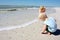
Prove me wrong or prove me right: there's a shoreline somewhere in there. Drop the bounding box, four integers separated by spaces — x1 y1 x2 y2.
0 19 38 31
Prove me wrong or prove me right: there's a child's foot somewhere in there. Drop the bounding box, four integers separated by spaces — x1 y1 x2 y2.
41 31 48 34
47 32 51 35
42 32 47 34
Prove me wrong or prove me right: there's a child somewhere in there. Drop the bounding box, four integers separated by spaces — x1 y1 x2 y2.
38 14 57 35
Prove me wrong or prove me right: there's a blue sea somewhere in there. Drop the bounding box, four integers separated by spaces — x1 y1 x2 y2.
0 5 59 9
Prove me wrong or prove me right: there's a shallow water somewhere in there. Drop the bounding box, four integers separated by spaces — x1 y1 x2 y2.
0 9 39 28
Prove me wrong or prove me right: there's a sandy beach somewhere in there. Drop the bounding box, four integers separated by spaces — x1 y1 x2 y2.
0 7 60 40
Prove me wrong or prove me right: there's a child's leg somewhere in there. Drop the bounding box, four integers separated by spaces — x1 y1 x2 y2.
41 25 47 33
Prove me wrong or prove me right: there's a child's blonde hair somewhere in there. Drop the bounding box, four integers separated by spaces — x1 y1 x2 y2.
39 6 46 13
40 6 44 9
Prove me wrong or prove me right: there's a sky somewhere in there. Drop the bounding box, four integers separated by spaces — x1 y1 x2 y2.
0 0 60 6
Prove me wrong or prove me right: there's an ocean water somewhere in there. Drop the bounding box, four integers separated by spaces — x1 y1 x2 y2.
0 5 39 9
0 7 38 28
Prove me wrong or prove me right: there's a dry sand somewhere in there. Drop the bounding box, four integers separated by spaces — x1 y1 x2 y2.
0 8 60 40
